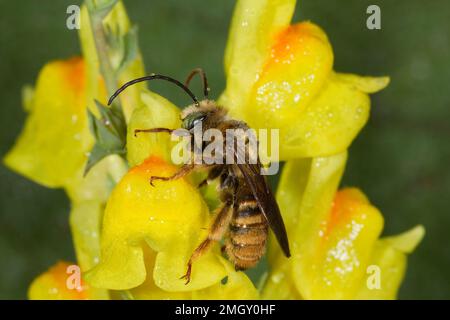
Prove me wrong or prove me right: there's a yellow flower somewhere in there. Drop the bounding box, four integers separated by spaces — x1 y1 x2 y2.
84 156 258 299
3 1 143 194
262 155 425 299
219 0 389 160
4 57 91 188
4 2 143 298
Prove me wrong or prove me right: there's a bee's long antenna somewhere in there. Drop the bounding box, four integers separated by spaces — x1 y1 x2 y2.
185 68 210 98
107 74 200 107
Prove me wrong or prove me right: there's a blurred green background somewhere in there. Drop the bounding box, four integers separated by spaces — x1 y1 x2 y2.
0 0 449 299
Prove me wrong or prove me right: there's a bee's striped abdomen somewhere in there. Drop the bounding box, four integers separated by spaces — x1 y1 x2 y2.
225 195 268 270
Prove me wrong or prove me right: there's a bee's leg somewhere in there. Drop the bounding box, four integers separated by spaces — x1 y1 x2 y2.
197 179 208 188
185 68 209 98
151 161 218 186
149 163 196 186
180 202 233 284
197 165 224 188
150 162 215 186
134 128 174 137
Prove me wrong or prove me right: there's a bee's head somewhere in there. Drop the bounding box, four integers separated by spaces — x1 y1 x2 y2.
181 100 226 131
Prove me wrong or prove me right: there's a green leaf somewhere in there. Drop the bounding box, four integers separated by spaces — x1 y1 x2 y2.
84 100 127 175
94 100 126 141
84 144 112 176
117 26 139 73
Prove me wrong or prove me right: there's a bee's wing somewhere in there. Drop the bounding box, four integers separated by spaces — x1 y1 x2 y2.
231 143 291 257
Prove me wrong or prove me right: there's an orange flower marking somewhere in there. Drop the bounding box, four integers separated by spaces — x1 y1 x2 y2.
129 155 170 175
323 188 370 240
28 261 91 300
263 22 329 74
50 57 86 109
248 21 333 131
61 57 85 93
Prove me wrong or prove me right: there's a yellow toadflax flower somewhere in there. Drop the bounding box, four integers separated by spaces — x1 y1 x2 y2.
4 2 143 299
220 0 389 160
262 154 424 299
4 57 91 188
85 156 258 299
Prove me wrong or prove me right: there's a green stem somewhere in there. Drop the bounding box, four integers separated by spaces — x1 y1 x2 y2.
85 0 120 102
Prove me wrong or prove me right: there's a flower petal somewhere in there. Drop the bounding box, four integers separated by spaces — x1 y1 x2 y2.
293 188 384 299
130 246 192 299
192 258 259 300
274 152 348 257
265 152 347 299
356 225 425 299
4 57 92 187
382 224 425 254
69 201 104 271
336 73 390 94
220 0 296 117
261 257 301 299
280 72 388 158
84 156 226 291
245 22 333 133
131 249 258 299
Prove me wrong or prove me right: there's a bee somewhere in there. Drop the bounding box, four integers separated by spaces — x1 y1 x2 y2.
108 68 290 284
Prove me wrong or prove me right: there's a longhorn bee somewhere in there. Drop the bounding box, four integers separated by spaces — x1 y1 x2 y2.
108 68 290 284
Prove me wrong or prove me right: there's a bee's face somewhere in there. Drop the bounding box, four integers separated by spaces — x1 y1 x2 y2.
181 111 207 130
180 100 227 131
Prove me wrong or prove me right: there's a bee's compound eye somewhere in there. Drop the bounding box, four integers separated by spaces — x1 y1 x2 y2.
182 112 206 130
